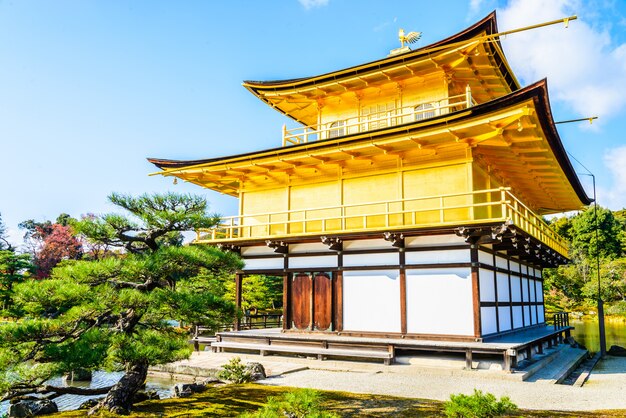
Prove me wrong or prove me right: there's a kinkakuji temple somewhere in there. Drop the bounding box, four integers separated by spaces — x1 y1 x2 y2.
150 13 590 369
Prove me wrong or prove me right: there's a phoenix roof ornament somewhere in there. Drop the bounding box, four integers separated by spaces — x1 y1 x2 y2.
398 28 421 48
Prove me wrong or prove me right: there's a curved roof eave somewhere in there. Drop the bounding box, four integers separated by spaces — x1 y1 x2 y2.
243 11 519 94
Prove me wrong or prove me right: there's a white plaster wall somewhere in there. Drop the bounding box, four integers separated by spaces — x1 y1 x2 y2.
241 246 277 256
405 235 467 247
405 249 470 265
342 270 401 333
479 268 495 302
496 272 510 302
530 306 537 324
478 251 492 265
495 256 508 270
343 252 399 267
538 307 545 323
530 279 537 302
524 306 531 326
498 306 512 331
343 239 389 251
536 269 542 279
535 281 543 302
289 242 331 254
288 255 337 269
512 306 523 329
481 307 497 335
522 278 529 302
405 268 473 335
510 260 520 272
511 276 522 302
243 257 284 270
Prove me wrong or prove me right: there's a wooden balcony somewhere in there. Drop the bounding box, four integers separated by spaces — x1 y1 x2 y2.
282 87 475 147
196 188 569 257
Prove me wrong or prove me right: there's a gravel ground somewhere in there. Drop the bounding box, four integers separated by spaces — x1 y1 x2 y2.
258 356 626 412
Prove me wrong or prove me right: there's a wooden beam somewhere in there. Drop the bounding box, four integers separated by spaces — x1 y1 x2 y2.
334 270 343 332
283 273 290 331
471 245 482 338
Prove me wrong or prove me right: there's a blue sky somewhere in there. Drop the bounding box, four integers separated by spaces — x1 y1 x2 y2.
1 0 626 246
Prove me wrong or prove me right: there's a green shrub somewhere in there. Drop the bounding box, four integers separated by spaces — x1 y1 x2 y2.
217 357 252 383
444 389 517 418
242 388 339 418
606 301 626 316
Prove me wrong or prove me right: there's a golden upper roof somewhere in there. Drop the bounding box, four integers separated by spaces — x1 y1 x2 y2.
243 12 520 126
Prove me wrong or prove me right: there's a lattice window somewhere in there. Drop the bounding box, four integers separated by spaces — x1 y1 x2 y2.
328 120 345 138
415 102 436 121
362 102 397 130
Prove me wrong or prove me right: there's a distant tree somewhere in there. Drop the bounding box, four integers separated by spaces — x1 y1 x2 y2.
546 207 626 308
0 213 11 251
33 224 83 278
71 214 116 261
18 214 83 278
570 206 624 260
0 250 31 312
224 275 283 311
0 193 242 415
549 215 574 242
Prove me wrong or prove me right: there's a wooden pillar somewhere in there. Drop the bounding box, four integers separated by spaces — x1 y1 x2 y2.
470 245 482 338
282 273 290 331
399 269 407 335
465 349 473 370
334 270 343 332
234 273 243 331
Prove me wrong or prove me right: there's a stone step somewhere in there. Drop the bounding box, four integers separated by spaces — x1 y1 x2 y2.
212 341 393 364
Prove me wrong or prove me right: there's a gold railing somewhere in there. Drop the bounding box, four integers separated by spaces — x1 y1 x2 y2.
196 187 569 256
282 86 475 146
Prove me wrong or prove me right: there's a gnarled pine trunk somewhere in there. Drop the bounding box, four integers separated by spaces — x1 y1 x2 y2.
89 361 148 415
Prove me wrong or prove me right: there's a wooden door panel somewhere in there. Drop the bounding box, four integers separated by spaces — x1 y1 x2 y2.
313 273 332 331
291 273 311 330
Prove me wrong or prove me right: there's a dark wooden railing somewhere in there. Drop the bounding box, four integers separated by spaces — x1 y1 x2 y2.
240 313 283 330
553 312 570 329
191 314 283 351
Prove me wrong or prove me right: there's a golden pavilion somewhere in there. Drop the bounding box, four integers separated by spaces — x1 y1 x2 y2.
150 13 589 367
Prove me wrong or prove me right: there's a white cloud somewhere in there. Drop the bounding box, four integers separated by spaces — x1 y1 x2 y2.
498 0 626 122
601 145 626 209
470 0 485 14
298 0 329 10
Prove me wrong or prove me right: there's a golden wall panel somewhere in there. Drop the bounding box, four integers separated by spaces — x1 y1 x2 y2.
403 164 470 224
289 182 342 234
343 173 401 229
241 188 288 236
472 161 502 220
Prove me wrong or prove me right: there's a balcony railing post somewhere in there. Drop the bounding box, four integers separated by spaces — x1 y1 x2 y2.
501 188 507 219
440 196 445 223
465 84 473 108
282 124 287 146
386 202 390 227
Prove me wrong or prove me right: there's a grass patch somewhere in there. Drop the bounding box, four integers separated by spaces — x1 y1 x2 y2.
47 383 626 417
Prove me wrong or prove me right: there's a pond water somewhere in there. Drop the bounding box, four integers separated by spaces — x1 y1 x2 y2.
569 317 626 353
0 371 175 415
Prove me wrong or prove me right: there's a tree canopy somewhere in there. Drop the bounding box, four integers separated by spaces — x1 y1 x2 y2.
545 205 626 312
0 193 242 414
0 212 11 251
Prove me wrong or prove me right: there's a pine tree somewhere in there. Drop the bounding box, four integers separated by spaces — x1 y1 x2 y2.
0 193 242 414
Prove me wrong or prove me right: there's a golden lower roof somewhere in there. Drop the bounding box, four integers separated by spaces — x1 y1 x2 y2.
149 79 591 214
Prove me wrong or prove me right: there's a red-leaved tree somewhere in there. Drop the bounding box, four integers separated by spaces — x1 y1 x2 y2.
33 224 83 278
